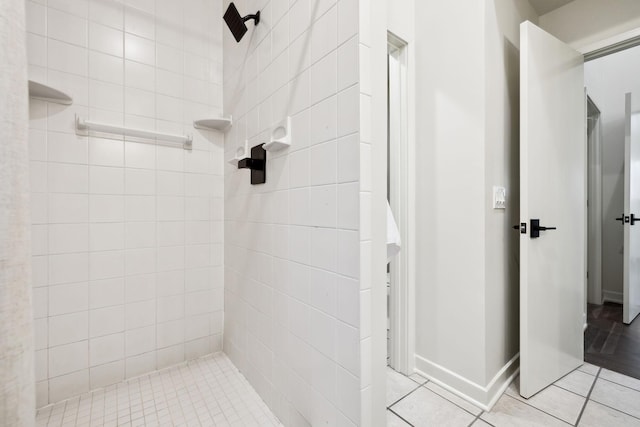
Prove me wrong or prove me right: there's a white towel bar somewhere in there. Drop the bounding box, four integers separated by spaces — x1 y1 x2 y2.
76 115 192 149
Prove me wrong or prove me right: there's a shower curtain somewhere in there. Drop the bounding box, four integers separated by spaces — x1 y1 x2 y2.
0 0 35 424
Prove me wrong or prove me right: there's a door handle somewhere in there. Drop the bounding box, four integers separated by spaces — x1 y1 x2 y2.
615 214 625 224
530 219 556 238
632 214 638 225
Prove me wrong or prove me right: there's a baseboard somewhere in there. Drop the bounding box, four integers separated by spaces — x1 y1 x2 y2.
602 290 623 304
414 353 519 411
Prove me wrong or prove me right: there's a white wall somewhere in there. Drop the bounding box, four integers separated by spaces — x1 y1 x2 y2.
1 0 36 423
483 0 538 386
26 0 225 406
539 0 640 51
361 0 387 424
222 0 362 424
584 45 640 300
383 0 536 408
412 0 488 395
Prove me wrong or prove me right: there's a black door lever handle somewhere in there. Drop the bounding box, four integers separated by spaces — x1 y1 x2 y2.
530 219 556 238
616 213 625 223
632 214 638 225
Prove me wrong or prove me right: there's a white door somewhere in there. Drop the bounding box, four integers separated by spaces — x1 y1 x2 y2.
520 21 586 399
623 93 640 324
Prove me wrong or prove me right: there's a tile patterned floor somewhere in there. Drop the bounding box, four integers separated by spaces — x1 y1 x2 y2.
35 353 282 427
387 363 640 426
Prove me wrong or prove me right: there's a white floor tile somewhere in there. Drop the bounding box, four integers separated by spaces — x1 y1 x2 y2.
599 369 640 392
578 363 600 376
424 381 482 416
590 378 640 419
578 400 640 427
387 367 420 406
481 394 570 427
555 369 597 396
387 410 412 426
391 386 476 426
35 353 282 427
506 379 585 424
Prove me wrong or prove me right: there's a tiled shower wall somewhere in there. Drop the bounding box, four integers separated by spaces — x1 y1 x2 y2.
222 0 362 424
26 0 225 407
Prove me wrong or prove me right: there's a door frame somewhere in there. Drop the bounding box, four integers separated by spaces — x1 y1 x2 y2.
387 32 416 375
586 96 603 308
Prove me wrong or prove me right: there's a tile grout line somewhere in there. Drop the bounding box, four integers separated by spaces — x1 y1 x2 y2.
574 367 601 426
467 411 483 427
387 382 425 409
596 374 640 393
586 396 640 421
388 407 416 427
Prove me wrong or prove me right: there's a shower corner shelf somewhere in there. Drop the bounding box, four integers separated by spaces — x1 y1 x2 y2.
193 116 232 132
28 80 73 105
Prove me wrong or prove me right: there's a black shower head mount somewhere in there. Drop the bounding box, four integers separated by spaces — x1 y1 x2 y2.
224 2 260 43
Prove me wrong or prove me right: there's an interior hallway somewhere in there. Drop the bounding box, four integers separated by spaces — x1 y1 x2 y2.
585 303 640 380
386 363 640 426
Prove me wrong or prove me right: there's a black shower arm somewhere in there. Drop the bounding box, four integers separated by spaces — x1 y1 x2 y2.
242 10 260 25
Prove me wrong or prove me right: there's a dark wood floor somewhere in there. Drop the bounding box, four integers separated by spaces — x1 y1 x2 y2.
585 302 640 380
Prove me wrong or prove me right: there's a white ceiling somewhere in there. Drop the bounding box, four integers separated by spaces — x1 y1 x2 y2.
528 0 575 15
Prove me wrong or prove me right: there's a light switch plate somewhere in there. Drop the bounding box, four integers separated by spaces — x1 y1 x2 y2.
493 186 506 209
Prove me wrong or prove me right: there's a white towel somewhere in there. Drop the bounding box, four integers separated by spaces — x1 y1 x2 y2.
387 201 401 262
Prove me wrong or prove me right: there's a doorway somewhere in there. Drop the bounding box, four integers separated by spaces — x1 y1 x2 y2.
386 32 415 375
583 45 640 378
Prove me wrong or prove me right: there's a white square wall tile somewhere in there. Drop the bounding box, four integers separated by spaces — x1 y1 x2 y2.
49 253 89 285
89 333 124 366
125 273 156 303
89 277 125 309
49 341 89 377
47 8 88 47
336 321 359 376
47 163 88 194
90 223 125 251
90 305 125 338
89 195 124 222
47 194 89 224
89 51 124 85
338 35 358 91
90 360 124 389
48 132 88 164
49 311 88 346
48 370 89 403
125 326 156 357
49 282 88 316
48 223 89 254
48 39 88 76
310 5 337 64
124 33 155 65
125 299 156 329
337 230 358 278
89 250 124 280
310 185 337 228
338 85 360 137
310 50 337 105
311 227 337 272
310 95 337 145
89 22 123 57
89 166 125 194
337 182 359 230
310 140 337 185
